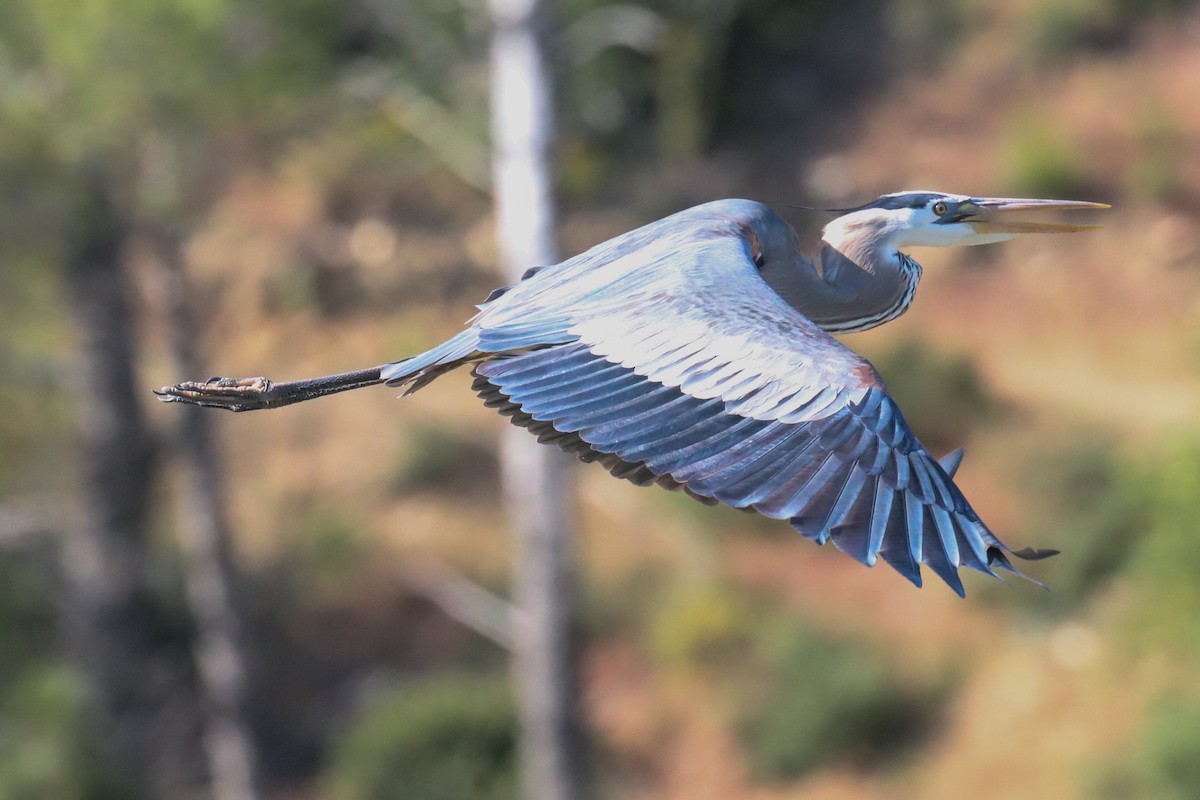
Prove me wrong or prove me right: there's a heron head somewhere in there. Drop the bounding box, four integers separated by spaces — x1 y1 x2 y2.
830 191 1108 249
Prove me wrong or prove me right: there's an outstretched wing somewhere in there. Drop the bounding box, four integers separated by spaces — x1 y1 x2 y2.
385 200 1048 595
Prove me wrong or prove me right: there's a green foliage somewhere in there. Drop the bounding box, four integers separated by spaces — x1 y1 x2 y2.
0 555 57 682
737 623 945 781
714 0 890 145
0 0 359 255
580 559 667 641
1092 697 1200 800
1020 0 1195 61
0 542 127 800
0 665 91 800
868 338 999 455
0 557 133 799
0 379 71 498
559 0 970 195
1127 440 1200 655
885 0 966 58
325 673 517 800
1138 698 1200 800
992 435 1146 614
1020 0 1127 60
290 504 369 594
648 583 754 667
1002 117 1093 199
390 425 500 501
0 0 348 151
0 670 144 800
1128 106 1182 203
644 581 949 780
0 554 117 799
0 253 73 500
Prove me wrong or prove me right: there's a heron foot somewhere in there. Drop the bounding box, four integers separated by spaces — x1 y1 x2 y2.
154 376 275 412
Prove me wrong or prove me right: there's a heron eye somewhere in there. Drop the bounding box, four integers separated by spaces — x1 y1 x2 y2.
932 201 948 215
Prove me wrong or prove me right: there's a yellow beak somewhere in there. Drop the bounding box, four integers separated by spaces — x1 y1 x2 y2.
964 197 1109 234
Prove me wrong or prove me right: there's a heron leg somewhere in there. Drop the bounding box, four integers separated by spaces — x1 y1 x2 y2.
155 366 385 412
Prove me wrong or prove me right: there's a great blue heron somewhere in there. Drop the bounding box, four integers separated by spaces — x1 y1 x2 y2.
157 191 1106 595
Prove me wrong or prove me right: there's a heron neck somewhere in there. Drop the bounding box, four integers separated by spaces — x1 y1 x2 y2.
760 238 921 334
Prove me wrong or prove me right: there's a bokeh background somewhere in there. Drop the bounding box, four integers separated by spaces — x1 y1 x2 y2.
3 0 1200 798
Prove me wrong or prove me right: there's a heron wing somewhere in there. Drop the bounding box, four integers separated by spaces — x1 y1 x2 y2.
386 201 1042 594
469 207 871 424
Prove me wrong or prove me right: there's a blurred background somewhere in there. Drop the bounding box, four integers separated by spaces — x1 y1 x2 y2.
3 0 1200 798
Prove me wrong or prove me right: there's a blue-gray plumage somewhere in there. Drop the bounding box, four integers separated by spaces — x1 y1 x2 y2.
379 193 1105 596
158 191 1106 596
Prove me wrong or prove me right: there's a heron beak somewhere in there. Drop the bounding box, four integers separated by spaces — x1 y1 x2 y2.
962 197 1109 234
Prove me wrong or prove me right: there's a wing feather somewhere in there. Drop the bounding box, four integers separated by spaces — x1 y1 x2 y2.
866 483 895 566
398 200 1048 595
781 453 853 527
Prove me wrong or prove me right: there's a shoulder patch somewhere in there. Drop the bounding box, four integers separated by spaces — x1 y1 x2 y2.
853 363 886 389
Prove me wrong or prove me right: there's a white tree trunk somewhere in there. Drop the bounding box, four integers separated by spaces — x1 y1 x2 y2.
487 2 583 798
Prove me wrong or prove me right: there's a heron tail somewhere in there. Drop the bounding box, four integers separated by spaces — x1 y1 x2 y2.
381 330 482 395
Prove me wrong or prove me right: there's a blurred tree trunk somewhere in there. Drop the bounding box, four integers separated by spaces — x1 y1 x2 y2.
656 21 712 163
487 2 585 799
61 173 201 797
153 234 263 800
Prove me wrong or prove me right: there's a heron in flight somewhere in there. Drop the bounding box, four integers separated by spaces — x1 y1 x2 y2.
158 191 1106 596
